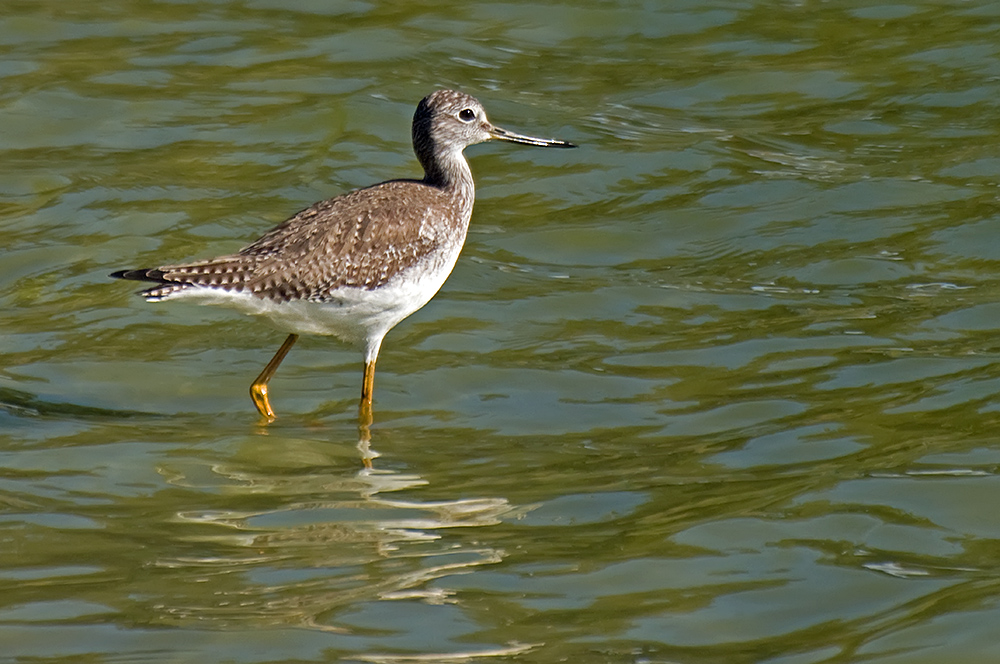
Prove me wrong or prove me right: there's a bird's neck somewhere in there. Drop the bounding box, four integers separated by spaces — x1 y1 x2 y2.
421 148 476 218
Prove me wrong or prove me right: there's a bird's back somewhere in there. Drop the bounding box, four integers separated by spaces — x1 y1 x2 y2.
125 177 472 303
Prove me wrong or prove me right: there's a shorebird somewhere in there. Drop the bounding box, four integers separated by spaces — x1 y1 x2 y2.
112 89 576 422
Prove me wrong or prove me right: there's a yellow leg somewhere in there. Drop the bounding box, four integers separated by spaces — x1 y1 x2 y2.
360 359 376 416
250 333 299 423
357 359 376 469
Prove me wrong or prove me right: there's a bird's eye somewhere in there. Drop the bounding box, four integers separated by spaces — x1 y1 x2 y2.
458 108 476 122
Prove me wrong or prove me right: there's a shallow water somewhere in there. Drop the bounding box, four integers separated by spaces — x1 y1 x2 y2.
4 1 1000 662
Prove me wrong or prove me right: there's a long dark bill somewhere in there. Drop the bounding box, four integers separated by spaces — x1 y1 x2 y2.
489 125 577 148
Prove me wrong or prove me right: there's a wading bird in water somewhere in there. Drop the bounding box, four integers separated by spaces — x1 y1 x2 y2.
112 89 576 425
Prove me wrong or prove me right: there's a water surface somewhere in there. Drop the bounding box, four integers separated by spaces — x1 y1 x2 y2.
3 1 1000 662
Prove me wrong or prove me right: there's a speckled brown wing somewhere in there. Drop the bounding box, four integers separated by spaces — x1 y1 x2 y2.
118 179 458 302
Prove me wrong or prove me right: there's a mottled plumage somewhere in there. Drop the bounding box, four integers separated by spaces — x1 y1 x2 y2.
112 89 576 421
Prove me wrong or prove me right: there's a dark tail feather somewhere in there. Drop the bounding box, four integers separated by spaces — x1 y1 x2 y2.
110 268 194 300
110 268 169 283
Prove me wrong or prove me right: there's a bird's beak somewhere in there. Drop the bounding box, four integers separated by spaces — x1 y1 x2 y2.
488 124 577 148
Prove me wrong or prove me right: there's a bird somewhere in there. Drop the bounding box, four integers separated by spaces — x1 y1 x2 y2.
111 89 576 423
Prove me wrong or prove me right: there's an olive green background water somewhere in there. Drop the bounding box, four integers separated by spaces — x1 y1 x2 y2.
4 1 1000 662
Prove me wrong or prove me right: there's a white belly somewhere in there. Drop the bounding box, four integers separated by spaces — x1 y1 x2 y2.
159 244 463 352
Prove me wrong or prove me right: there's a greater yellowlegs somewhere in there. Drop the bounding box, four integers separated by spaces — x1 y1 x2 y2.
112 89 576 422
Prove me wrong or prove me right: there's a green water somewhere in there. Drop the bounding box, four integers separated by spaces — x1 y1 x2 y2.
4 1 1000 662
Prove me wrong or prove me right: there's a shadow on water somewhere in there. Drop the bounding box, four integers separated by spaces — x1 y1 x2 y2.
0 391 530 660
0 386 160 421
154 457 517 631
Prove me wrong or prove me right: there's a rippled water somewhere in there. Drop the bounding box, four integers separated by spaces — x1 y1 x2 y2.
4 1 1000 662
